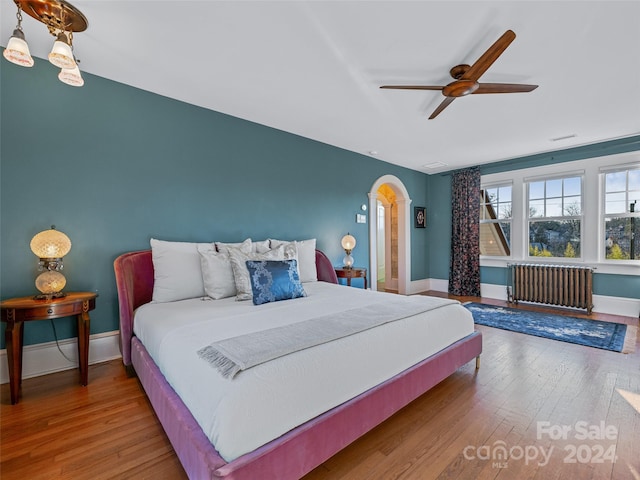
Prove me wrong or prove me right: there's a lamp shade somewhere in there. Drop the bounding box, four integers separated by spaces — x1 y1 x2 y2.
48 32 76 69
341 234 356 252
58 65 84 87
3 28 34 67
35 270 66 295
343 254 355 268
30 227 71 259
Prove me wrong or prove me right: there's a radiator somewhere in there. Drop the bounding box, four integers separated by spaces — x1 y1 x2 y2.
508 264 594 314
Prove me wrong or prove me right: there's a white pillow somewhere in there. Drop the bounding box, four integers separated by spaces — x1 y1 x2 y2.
197 244 237 300
294 238 317 283
270 238 317 282
252 239 271 253
215 238 252 253
150 238 210 302
228 245 295 301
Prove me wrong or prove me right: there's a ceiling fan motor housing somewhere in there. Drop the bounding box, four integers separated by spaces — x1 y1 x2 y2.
443 80 479 97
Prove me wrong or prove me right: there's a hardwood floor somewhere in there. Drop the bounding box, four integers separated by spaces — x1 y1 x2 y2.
1 295 638 479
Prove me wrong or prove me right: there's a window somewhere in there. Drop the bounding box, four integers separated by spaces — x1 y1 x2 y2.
480 184 511 256
480 152 639 272
603 167 640 260
527 176 582 258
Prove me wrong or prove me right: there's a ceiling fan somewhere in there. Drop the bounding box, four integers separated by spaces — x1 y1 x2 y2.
380 30 538 119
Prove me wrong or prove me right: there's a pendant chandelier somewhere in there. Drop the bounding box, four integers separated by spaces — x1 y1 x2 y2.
3 0 88 87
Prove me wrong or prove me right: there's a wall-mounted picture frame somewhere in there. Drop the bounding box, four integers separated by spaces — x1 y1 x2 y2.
414 206 426 228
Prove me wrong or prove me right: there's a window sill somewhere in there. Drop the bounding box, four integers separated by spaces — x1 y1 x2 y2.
480 257 640 276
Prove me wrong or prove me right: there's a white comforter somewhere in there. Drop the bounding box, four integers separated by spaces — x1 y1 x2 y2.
133 282 474 461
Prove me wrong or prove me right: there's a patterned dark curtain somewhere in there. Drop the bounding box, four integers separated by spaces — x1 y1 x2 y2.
448 166 481 296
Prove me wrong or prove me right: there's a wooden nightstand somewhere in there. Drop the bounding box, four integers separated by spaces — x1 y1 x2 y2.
0 292 97 404
334 267 368 289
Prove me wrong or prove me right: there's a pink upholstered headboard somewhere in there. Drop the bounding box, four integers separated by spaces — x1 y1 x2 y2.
114 249 338 366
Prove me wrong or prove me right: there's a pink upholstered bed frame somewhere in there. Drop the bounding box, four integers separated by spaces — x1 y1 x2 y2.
114 249 482 480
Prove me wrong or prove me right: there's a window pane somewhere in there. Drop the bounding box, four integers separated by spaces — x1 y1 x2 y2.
546 179 562 198
529 220 581 258
564 196 581 215
481 185 512 222
606 171 626 192
529 181 544 200
605 217 640 260
498 186 512 202
606 192 626 214
480 222 511 256
529 199 545 217
606 191 625 203
564 176 581 196
498 202 511 219
480 192 494 220
629 169 640 191
546 197 563 217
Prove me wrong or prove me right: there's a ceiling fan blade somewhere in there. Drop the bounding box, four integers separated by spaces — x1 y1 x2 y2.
462 30 516 82
380 85 444 91
474 83 539 94
428 97 456 119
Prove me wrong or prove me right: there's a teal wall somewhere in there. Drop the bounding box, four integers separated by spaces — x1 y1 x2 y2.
426 136 640 299
0 59 430 347
425 168 452 280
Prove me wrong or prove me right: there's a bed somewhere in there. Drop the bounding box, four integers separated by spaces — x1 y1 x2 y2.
114 245 482 480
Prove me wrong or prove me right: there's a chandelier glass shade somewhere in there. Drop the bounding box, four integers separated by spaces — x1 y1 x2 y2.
3 0 88 87
58 64 84 86
3 27 34 67
48 31 76 69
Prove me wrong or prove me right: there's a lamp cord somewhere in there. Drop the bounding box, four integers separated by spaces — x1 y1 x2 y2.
50 320 75 363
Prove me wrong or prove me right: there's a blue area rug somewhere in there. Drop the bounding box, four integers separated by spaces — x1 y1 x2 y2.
464 303 636 353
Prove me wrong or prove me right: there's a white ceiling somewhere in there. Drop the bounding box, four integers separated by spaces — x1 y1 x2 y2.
3 1 640 174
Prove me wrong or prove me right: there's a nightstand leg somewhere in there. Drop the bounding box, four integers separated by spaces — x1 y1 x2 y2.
77 308 90 386
19 319 24 383
5 319 23 404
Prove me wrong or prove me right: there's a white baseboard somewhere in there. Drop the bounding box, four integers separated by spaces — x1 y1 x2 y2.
426 278 449 294
480 283 509 301
592 294 640 318
409 279 431 295
0 330 121 385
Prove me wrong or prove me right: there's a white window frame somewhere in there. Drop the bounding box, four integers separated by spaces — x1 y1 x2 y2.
600 162 640 264
480 182 513 259
479 151 640 275
525 172 584 260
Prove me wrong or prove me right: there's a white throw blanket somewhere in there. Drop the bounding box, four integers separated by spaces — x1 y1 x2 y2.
198 295 456 378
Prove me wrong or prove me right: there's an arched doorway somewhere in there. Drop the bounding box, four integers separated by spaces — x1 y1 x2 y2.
368 175 412 295
376 185 396 292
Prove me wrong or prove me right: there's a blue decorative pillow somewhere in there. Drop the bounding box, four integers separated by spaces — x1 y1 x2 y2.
246 260 307 305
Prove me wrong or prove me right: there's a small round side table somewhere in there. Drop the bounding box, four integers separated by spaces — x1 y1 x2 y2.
0 292 97 404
